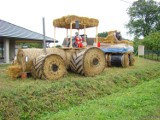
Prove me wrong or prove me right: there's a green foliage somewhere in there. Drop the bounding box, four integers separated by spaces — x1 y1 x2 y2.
133 38 142 54
126 0 160 38
55 45 62 48
16 42 43 48
0 58 160 119
42 78 160 120
28 42 43 48
142 32 160 50
98 31 108 37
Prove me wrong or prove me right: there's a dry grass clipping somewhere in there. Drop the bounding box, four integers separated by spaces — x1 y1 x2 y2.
7 65 22 79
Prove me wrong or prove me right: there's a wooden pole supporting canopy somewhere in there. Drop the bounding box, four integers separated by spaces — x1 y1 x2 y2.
70 22 73 48
54 26 56 48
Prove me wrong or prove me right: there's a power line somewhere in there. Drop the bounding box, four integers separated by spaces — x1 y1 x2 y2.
120 0 133 4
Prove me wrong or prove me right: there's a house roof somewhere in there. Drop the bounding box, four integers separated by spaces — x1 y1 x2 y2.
0 19 57 42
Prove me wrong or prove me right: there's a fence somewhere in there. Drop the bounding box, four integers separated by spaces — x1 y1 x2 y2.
144 50 160 61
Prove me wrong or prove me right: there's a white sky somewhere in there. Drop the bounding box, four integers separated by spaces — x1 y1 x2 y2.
0 0 160 45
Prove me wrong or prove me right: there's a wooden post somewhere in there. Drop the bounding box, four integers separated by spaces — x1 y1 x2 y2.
84 25 86 43
66 29 68 38
96 26 98 47
54 26 56 48
66 29 68 47
42 17 46 54
70 22 73 48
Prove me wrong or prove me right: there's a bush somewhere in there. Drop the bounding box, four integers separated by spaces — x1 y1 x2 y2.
142 32 160 50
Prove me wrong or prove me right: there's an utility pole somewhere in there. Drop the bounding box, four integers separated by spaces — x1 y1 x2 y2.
42 17 46 54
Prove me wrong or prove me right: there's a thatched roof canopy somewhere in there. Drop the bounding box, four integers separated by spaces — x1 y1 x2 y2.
53 15 99 29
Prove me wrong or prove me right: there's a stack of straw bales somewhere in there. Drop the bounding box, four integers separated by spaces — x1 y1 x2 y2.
53 15 99 29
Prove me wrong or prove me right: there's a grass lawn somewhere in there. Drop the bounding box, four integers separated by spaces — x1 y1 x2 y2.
0 57 160 119
41 77 160 120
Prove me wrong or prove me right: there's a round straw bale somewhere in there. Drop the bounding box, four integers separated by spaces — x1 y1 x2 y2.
70 47 106 76
129 53 135 66
15 48 67 73
31 54 67 80
46 48 66 62
121 53 129 67
16 48 44 72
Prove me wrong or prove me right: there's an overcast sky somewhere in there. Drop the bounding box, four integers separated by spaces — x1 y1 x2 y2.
0 0 160 44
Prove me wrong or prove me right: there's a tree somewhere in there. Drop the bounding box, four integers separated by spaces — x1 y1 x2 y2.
142 32 160 50
98 31 108 37
126 0 160 38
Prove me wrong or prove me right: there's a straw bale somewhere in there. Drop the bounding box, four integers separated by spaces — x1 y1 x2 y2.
70 47 106 76
16 48 44 72
121 53 129 67
46 48 66 62
64 49 76 69
83 47 106 76
53 15 99 29
7 65 22 79
129 53 135 66
15 48 67 73
31 54 67 80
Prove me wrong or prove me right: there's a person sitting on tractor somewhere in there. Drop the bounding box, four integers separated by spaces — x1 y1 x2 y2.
74 32 83 48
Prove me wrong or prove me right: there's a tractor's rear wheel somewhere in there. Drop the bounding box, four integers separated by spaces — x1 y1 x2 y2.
70 47 106 76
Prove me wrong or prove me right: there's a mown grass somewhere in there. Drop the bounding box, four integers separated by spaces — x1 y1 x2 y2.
0 57 160 119
41 77 160 120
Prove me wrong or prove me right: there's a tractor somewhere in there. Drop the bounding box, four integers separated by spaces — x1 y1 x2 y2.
10 15 134 80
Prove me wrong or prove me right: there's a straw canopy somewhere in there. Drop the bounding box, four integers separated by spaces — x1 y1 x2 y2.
53 15 99 29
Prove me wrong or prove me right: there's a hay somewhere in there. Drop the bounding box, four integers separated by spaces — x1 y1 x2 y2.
64 49 76 70
53 15 99 29
129 53 135 66
15 48 67 73
121 53 129 67
70 47 106 76
83 47 106 76
31 54 67 80
46 48 66 63
16 48 43 72
105 54 111 67
107 54 129 67
98 31 133 46
7 65 22 79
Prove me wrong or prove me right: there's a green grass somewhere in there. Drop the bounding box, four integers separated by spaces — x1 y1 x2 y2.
0 57 160 119
41 78 160 120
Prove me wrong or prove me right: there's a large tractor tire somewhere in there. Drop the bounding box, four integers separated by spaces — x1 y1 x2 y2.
31 54 67 80
70 47 106 76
